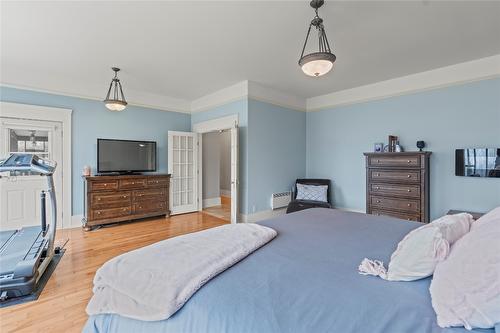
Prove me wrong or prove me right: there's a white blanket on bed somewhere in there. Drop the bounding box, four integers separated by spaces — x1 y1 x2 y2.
86 223 277 321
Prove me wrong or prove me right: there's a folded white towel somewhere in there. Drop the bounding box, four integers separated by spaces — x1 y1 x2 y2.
86 223 277 321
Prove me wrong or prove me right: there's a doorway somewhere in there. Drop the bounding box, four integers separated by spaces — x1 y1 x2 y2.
0 118 64 232
0 102 72 247
192 114 239 224
201 130 231 222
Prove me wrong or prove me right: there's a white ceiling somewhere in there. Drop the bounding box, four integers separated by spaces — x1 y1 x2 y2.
1 1 499 109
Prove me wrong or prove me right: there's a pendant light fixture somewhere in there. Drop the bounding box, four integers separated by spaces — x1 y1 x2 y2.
103 67 127 111
299 0 336 77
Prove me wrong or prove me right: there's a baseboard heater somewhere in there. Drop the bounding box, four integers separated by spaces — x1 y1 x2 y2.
271 191 291 210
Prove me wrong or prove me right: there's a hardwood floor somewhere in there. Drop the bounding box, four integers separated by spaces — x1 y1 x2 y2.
0 213 228 333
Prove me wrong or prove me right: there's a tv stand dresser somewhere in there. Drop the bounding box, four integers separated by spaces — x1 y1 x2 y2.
82 174 170 230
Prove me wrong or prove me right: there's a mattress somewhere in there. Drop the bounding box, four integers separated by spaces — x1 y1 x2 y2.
84 208 496 333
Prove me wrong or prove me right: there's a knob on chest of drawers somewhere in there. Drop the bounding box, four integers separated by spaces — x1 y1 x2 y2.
407 174 412 178
123 195 127 198
375 186 380 190
407 189 411 192
376 173 380 177
376 159 380 163
97 198 101 201
376 200 381 203
407 160 411 163
407 203 411 207
97 211 101 215
104 184 107 187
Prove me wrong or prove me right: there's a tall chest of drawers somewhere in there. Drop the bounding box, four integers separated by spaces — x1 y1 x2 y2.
82 174 170 230
364 152 431 223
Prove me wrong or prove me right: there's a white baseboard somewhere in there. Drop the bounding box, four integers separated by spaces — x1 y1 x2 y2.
220 189 231 197
66 214 84 229
203 197 221 208
239 208 286 223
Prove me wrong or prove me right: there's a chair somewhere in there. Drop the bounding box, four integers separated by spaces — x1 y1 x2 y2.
286 179 332 214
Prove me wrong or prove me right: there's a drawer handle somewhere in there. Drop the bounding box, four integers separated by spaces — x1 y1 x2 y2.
123 195 127 198
377 159 380 163
376 173 380 177
407 175 411 178
97 211 101 215
375 186 380 190
407 189 411 192
407 203 411 207
98 198 101 201
156 181 159 183
407 218 412 221
376 200 381 203
104 184 107 187
407 160 411 163
138 194 143 197
131 182 135 185
139 206 142 209
123 208 127 211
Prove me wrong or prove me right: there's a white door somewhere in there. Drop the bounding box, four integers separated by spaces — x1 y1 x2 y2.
0 118 63 231
168 131 199 215
230 125 239 224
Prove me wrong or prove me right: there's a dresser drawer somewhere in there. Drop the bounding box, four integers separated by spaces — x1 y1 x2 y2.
92 206 131 220
91 191 131 208
370 195 420 213
371 209 421 222
119 178 147 190
133 201 167 214
370 170 420 183
90 180 119 191
133 189 167 202
368 155 420 168
370 183 420 198
147 178 170 188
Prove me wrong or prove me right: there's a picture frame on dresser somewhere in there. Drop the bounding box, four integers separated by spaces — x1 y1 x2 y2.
364 152 431 223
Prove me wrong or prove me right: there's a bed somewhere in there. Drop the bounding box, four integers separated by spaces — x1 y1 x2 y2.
84 208 497 333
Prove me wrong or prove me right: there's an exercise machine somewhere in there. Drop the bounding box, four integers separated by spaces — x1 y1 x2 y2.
0 153 58 300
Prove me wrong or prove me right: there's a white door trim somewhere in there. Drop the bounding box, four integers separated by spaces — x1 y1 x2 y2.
192 114 239 223
0 102 72 229
192 114 239 133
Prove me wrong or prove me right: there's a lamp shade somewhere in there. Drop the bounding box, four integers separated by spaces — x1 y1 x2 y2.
299 52 336 77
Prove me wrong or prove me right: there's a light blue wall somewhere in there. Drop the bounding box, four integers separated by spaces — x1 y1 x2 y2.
247 99 306 213
306 78 500 219
0 86 191 215
191 98 307 215
191 99 249 213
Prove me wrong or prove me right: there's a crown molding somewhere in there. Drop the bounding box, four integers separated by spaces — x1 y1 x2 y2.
190 80 307 113
190 81 249 113
306 54 500 111
247 81 306 112
0 82 192 114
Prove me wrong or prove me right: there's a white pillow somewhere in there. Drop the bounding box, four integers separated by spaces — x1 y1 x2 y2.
295 183 328 202
359 213 473 281
430 208 500 330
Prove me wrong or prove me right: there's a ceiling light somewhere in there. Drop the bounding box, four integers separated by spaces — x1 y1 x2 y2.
103 67 127 111
299 0 336 77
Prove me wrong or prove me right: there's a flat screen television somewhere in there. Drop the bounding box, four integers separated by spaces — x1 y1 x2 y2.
97 139 156 174
455 148 500 178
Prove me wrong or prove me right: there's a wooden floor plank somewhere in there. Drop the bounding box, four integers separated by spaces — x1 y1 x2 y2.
0 213 228 333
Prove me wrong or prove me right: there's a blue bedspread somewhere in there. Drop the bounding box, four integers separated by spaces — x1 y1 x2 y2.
84 208 495 333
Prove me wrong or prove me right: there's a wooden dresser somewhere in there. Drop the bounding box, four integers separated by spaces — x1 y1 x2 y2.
82 174 170 230
364 152 431 223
